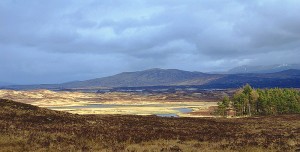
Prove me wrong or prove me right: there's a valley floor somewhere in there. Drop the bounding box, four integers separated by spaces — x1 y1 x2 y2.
0 99 300 152
0 90 219 117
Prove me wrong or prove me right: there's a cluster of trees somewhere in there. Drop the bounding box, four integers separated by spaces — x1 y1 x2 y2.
216 84 300 116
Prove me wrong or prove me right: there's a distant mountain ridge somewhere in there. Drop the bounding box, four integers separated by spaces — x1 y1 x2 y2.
226 64 300 74
3 68 300 90
201 69 300 89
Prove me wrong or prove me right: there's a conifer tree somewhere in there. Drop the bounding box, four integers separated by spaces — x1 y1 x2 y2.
216 84 300 117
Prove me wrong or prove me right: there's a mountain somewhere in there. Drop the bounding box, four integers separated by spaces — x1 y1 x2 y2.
3 69 300 90
61 68 221 88
226 64 300 74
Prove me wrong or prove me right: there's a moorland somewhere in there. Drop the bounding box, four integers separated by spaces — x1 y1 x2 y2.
0 98 299 151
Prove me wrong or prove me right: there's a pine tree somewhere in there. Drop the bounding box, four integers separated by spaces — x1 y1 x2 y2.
216 95 231 116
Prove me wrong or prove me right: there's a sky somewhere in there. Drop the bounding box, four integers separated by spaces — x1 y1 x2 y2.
1 0 300 84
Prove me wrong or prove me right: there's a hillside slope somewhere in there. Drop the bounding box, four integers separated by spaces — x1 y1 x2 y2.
0 98 79 123
61 68 217 88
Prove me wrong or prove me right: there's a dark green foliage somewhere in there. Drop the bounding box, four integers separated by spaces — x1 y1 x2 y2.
216 95 231 116
256 88 300 115
217 84 300 116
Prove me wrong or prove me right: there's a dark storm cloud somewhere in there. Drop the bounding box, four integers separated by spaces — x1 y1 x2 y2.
1 0 300 84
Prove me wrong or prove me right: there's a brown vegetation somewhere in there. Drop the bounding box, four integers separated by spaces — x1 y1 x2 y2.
0 89 230 106
0 99 300 151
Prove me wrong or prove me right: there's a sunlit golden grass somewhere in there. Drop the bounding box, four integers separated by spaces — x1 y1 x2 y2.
0 89 218 116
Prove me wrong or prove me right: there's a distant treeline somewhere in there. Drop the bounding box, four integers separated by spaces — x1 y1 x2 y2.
216 84 300 116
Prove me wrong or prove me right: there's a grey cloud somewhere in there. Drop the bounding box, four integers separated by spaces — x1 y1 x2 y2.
0 0 300 84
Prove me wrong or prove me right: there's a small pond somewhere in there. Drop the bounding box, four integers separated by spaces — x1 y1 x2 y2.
174 108 193 113
154 107 193 117
155 114 179 117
